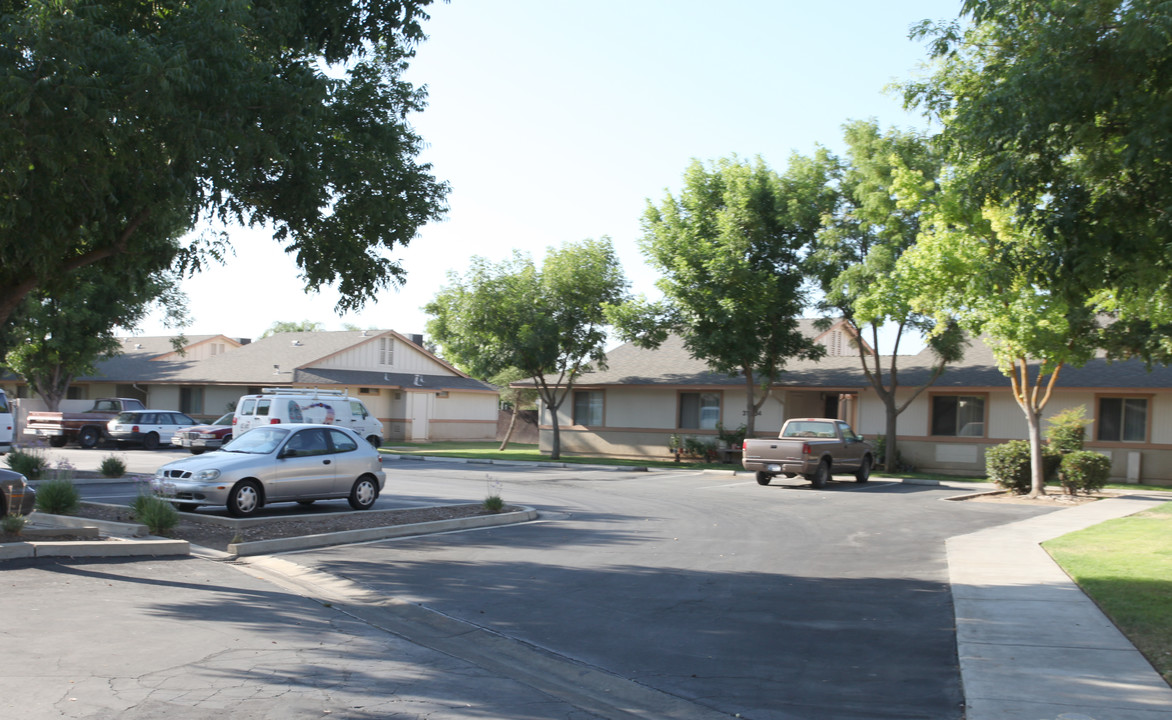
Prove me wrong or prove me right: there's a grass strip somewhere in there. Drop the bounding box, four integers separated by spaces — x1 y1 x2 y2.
1043 502 1172 686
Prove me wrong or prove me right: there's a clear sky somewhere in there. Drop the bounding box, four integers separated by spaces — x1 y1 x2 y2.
132 0 960 349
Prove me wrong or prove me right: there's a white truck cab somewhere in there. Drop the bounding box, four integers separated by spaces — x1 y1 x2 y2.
233 388 383 447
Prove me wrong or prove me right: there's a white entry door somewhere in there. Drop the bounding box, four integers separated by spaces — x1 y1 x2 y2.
410 393 431 441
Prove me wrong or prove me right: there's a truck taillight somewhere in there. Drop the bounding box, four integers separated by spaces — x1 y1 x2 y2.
802 443 811 455
742 440 748 450
270 418 281 424
132 425 140 433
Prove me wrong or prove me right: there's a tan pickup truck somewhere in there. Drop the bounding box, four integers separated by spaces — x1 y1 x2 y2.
742 418 874 488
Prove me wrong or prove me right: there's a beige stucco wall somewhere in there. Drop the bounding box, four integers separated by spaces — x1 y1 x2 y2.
538 383 1172 485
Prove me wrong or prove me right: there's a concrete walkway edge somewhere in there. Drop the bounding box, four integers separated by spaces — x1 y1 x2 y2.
948 493 1172 720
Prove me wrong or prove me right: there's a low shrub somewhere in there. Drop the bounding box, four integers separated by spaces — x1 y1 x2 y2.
483 476 504 513
131 494 179 535
985 440 1061 494
683 436 717 461
1059 451 1112 495
1046 406 1090 454
715 423 747 449
1 514 26 535
6 448 48 480
34 478 81 515
99 455 127 478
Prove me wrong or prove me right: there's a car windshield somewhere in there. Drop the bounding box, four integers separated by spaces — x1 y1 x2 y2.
213 413 233 426
221 427 288 454
113 412 138 423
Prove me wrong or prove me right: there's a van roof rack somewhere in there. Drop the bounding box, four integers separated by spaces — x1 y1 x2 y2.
261 387 348 397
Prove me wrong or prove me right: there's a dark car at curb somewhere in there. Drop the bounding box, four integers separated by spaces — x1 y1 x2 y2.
0 469 36 516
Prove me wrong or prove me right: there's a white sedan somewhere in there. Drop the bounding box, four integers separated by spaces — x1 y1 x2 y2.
152 424 385 517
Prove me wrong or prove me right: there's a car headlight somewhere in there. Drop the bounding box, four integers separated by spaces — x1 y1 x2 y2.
195 469 222 482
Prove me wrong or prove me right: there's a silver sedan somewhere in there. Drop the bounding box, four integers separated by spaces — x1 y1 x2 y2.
152 424 385 517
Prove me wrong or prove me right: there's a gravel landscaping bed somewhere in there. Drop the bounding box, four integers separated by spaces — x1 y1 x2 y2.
26 501 513 552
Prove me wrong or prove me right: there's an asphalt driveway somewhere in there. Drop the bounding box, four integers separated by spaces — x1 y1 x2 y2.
281 465 1058 720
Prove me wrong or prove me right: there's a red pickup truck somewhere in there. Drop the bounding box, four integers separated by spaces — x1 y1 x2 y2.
24 398 146 449
742 418 874 488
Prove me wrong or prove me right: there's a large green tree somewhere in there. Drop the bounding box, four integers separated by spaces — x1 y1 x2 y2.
0 0 447 327
807 120 964 469
610 155 834 437
425 239 629 460
904 0 1172 356
2 259 188 411
899 181 1101 497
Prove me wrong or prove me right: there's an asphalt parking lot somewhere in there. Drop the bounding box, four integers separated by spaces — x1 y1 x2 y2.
13 451 1172 719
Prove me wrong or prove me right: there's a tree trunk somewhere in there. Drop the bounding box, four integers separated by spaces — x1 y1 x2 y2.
743 367 757 436
498 408 519 451
1024 405 1047 498
549 413 561 460
884 405 899 472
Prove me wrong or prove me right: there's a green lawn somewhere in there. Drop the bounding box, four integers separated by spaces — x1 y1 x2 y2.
1043 502 1172 686
382 441 987 480
382 441 739 469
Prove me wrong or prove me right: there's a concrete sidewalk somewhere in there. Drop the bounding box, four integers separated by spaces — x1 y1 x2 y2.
949 492 1172 720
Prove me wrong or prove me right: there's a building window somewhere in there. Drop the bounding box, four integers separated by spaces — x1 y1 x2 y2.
115 384 146 403
1097 397 1148 442
180 387 204 415
379 338 394 366
573 391 603 426
679 392 720 430
931 395 985 437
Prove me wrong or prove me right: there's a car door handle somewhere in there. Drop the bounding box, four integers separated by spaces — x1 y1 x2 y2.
323 459 332 465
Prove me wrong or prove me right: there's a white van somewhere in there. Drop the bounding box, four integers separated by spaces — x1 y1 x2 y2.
0 389 12 454
233 388 383 447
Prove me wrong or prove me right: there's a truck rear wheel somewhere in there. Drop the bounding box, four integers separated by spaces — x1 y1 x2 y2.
78 426 101 449
755 471 773 486
810 459 831 489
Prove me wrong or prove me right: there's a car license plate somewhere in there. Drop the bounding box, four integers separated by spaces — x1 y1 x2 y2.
767 464 782 473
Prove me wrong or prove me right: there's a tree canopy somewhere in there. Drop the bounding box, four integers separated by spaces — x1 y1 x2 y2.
425 238 629 459
611 154 834 436
905 0 1172 357
0 0 448 327
807 120 964 468
898 174 1102 496
262 321 327 338
1 258 188 411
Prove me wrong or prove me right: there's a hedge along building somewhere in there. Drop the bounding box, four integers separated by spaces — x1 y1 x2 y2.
3 330 499 444
526 322 1172 486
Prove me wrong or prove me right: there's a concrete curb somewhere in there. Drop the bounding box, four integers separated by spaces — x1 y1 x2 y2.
0 536 189 560
227 505 539 556
31 510 150 537
3 504 541 561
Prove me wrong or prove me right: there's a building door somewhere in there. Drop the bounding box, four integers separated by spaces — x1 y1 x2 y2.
410 393 431 441
823 394 840 419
